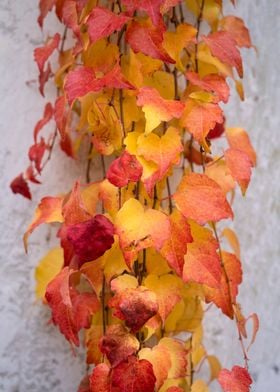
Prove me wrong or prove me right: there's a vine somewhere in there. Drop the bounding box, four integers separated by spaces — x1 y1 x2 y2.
11 1 259 391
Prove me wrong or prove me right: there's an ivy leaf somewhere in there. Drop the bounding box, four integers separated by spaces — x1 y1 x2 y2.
160 209 193 276
136 127 183 195
115 198 170 267
34 33 60 73
33 102 53 142
226 127 256 166
10 173 32 200
186 71 230 103
126 20 175 63
45 267 100 346
86 6 130 44
218 366 252 392
224 148 253 195
89 363 111 392
173 173 233 225
137 87 184 134
109 286 159 332
66 215 115 265
38 0 56 28
24 196 64 249
62 181 91 225
179 98 223 147
220 16 252 48
204 252 242 318
111 356 156 392
107 151 143 187
99 324 140 366
203 31 243 78
28 138 47 174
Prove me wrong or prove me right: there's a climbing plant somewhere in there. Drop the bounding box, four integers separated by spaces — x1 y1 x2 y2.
11 0 259 391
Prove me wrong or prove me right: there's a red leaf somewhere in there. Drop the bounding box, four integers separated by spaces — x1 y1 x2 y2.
186 71 230 103
173 173 233 225
25 165 41 184
54 95 68 138
33 102 53 142
39 62 52 96
218 366 252 392
107 151 143 187
28 138 47 174
126 20 175 63
122 0 163 26
224 148 253 194
38 0 56 28
45 267 99 346
208 120 225 139
160 209 192 276
65 64 133 105
87 7 130 44
99 324 140 366
109 286 158 332
89 363 111 392
61 0 81 38
111 356 156 392
34 33 60 73
10 173 32 200
77 375 91 392
203 31 243 78
66 215 114 265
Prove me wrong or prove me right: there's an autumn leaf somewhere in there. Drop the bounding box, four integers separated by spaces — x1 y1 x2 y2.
24 196 64 249
204 251 242 318
109 286 158 332
220 16 252 48
218 366 252 392
226 127 256 166
99 324 140 366
89 363 111 392
136 127 183 195
62 181 91 225
144 274 182 322
111 356 156 392
114 198 170 266
33 102 53 142
107 151 143 187
160 209 192 276
54 95 69 139
203 31 243 78
10 173 32 200
179 98 223 146
86 7 130 44
35 247 64 300
173 173 233 225
45 267 100 345
38 0 56 27
137 87 184 134
66 215 114 265
224 148 253 194
126 19 175 63
28 138 47 174
34 33 60 73
122 0 163 26
186 71 230 103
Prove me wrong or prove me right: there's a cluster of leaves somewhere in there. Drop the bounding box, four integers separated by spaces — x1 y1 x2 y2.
11 0 260 391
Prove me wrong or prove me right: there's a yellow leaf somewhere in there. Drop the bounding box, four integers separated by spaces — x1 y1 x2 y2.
207 355 222 381
144 71 175 100
35 248 64 300
110 274 138 293
191 379 209 392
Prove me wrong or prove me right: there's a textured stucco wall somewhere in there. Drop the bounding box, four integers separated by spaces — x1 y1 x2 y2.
0 1 279 391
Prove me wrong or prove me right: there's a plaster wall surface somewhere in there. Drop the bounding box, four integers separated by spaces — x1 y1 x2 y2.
0 1 279 391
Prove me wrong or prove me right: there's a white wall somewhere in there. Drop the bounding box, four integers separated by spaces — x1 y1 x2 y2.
0 1 279 391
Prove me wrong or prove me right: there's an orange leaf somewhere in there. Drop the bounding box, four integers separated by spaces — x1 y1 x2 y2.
218 366 252 392
220 16 252 48
203 31 243 78
186 71 230 103
137 88 185 134
225 127 256 166
160 209 193 276
62 181 91 225
24 196 64 250
179 98 223 146
173 173 233 225
224 148 253 195
204 251 242 318
99 324 140 366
